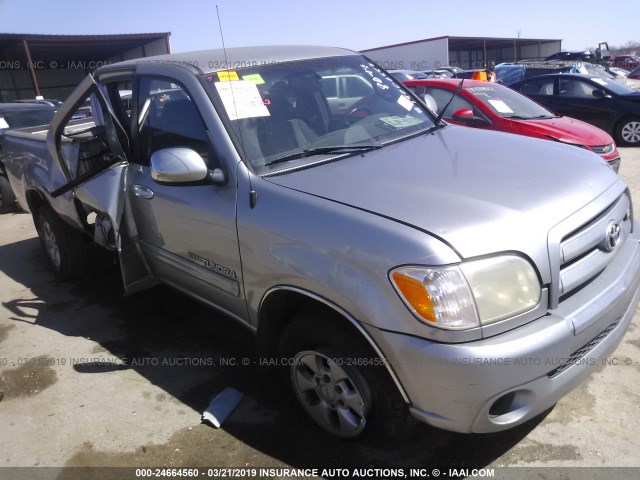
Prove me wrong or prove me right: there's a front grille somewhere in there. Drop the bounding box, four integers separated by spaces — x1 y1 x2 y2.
547 321 619 378
558 194 631 298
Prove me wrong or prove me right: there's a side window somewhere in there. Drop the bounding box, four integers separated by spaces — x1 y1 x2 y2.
342 76 373 97
137 77 211 166
442 93 474 118
421 87 474 117
520 79 554 96
559 79 595 98
59 91 114 180
321 77 338 98
104 81 133 127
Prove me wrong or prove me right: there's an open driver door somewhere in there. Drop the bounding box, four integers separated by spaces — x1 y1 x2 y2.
48 73 157 295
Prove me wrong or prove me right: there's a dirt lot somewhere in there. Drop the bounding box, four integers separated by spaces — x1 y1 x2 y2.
1 148 640 479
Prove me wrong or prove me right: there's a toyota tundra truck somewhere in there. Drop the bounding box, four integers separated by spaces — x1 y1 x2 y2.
3 46 639 439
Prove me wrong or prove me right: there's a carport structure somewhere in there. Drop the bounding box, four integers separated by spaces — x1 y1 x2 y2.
361 35 562 71
0 32 171 102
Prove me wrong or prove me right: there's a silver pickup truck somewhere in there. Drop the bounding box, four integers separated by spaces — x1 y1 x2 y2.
3 46 640 439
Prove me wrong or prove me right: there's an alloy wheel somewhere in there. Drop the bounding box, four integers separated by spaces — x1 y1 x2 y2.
291 350 368 438
41 220 61 268
621 120 640 145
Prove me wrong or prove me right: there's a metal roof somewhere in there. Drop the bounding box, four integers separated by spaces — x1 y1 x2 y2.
0 32 170 63
110 45 356 74
362 35 563 53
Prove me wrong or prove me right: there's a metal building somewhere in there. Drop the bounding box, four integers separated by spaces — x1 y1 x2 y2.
0 33 171 102
361 36 563 71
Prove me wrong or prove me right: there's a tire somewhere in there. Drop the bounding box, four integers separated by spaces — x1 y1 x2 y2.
615 117 640 146
35 205 88 280
279 309 414 440
0 175 16 214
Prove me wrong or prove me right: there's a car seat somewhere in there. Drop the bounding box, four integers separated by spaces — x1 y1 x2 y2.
257 84 318 160
539 82 554 95
288 71 331 136
422 93 439 113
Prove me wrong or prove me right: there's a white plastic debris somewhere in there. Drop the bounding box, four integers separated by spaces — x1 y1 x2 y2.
201 387 244 428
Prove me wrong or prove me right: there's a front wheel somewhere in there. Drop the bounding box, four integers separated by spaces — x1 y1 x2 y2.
279 310 414 440
615 117 640 146
290 348 371 438
36 205 88 280
0 175 16 214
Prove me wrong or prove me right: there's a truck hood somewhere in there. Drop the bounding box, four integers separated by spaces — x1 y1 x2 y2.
512 116 614 147
264 126 621 279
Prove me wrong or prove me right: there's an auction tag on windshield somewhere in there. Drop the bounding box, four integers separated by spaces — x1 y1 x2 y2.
379 115 423 129
397 95 414 111
242 73 265 85
217 70 240 82
215 80 270 120
0 118 8 129
488 99 514 114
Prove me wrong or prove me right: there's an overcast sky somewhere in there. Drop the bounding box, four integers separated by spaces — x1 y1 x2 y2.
0 0 636 53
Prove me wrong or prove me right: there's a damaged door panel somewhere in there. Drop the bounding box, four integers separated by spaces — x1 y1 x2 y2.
47 73 156 294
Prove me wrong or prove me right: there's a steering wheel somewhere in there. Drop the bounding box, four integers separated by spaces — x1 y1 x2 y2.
344 106 373 126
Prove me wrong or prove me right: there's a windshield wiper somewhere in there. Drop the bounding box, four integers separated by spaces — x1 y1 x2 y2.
503 114 557 120
264 144 382 167
432 78 465 127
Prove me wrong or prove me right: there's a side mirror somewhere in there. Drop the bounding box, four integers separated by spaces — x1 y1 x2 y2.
451 108 490 125
592 89 607 99
150 147 226 186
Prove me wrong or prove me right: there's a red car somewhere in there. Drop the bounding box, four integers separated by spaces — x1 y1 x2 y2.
610 55 640 70
403 79 621 172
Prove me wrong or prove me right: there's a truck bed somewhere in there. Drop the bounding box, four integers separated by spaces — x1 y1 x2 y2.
2 119 102 216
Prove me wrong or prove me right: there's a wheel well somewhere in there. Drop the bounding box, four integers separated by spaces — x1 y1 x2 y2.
26 189 47 216
26 190 92 236
257 289 372 360
616 115 640 131
257 287 411 406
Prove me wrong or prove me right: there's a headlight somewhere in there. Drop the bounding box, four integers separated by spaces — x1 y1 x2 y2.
390 255 541 330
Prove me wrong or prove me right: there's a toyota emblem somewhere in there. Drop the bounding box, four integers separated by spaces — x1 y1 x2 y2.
605 221 621 251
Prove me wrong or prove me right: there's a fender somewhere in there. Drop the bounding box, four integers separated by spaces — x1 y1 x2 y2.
259 285 410 403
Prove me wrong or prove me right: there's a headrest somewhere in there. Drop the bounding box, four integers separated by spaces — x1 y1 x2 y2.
288 71 323 92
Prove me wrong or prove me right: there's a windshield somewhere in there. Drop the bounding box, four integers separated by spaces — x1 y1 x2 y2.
465 84 554 119
588 76 639 95
205 55 433 174
582 63 615 79
1 108 56 129
389 70 428 81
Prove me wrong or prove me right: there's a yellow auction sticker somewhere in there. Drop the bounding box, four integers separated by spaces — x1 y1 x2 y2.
217 70 240 81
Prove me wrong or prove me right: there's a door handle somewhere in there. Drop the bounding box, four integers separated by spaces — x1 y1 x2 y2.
132 184 154 199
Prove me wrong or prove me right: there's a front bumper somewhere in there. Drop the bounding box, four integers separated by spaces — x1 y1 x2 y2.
366 229 640 433
608 157 621 173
